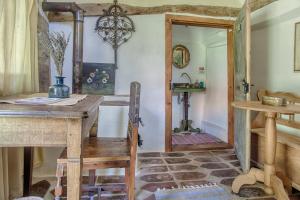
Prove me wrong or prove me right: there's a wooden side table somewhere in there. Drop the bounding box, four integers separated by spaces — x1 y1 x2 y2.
231 101 300 200
0 94 103 200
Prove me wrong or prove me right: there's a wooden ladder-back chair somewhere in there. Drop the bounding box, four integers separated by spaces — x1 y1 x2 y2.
55 82 141 200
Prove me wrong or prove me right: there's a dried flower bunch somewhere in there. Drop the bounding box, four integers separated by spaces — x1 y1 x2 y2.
40 31 70 77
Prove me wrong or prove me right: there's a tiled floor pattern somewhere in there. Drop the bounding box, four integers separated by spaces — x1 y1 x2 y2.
136 149 273 200
45 149 300 200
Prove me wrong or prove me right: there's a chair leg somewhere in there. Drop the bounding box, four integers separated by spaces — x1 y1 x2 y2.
89 170 96 199
55 164 64 200
89 169 96 185
129 167 135 200
97 186 102 200
125 167 130 200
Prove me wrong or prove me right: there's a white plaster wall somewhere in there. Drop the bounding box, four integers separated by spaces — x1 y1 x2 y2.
50 15 166 153
251 0 300 136
251 0 300 96
202 43 228 142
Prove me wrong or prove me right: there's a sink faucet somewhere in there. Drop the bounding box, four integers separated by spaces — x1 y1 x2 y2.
180 72 192 84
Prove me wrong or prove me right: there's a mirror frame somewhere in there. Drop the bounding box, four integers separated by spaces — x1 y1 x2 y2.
172 44 190 69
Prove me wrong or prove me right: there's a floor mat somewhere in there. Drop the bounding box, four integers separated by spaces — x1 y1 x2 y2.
172 133 224 145
155 184 233 200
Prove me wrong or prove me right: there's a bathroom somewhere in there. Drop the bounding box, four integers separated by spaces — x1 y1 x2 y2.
171 24 230 151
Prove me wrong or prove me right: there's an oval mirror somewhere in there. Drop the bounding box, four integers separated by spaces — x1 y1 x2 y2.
172 44 190 69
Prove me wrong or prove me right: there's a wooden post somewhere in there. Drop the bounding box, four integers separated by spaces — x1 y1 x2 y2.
264 112 277 194
183 92 189 130
165 16 173 152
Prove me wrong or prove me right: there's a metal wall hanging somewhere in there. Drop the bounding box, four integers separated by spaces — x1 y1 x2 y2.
95 0 135 69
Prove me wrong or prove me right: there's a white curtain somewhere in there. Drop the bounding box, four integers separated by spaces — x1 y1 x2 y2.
0 0 39 199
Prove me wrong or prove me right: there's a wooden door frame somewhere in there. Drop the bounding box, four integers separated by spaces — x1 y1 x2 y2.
165 14 235 152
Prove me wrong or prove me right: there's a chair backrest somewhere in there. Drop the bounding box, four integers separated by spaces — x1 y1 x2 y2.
128 82 141 127
127 82 141 161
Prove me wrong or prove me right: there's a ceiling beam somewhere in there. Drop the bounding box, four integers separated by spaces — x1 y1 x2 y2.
47 0 277 22
48 4 240 22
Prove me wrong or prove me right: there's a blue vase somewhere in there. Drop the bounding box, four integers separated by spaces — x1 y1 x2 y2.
48 76 70 98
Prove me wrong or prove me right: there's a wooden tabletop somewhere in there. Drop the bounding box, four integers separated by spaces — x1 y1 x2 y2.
0 94 103 118
232 101 300 114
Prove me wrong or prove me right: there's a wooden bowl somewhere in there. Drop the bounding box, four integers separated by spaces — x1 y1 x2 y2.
262 96 287 106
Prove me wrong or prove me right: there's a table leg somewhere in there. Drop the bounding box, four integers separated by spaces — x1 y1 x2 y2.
265 113 289 199
232 168 264 193
67 119 83 200
23 147 33 196
67 160 82 199
264 112 277 194
232 112 289 200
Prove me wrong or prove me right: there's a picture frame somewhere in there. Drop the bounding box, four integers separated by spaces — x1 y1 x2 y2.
294 22 300 72
82 63 116 95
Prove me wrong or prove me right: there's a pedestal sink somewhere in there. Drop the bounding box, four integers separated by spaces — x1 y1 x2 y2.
172 83 206 133
172 83 206 93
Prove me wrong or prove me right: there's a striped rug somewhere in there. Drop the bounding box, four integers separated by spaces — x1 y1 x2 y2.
155 183 233 200
172 133 224 145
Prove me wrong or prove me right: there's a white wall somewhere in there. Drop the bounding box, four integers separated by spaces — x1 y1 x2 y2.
203 42 228 142
251 0 300 135
251 0 300 96
50 15 166 152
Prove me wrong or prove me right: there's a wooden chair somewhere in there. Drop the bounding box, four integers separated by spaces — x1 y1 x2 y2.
54 82 141 200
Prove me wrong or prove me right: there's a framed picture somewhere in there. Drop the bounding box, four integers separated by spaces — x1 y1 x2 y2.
82 63 116 95
294 22 300 71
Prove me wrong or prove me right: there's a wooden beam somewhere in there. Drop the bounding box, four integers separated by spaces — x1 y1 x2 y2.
227 28 234 146
167 14 234 28
48 4 240 22
46 0 277 22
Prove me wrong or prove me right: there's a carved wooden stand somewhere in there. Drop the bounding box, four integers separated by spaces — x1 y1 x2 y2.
232 112 289 200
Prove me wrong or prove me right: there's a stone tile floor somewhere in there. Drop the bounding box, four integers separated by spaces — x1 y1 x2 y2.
45 149 300 200
136 149 272 200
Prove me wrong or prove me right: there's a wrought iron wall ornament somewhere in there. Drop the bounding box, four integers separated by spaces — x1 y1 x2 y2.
95 0 135 69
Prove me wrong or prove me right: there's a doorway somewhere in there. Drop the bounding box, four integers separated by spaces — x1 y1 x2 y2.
165 15 235 152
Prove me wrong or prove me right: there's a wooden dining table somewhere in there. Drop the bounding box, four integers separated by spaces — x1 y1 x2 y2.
0 94 103 199
231 101 300 200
